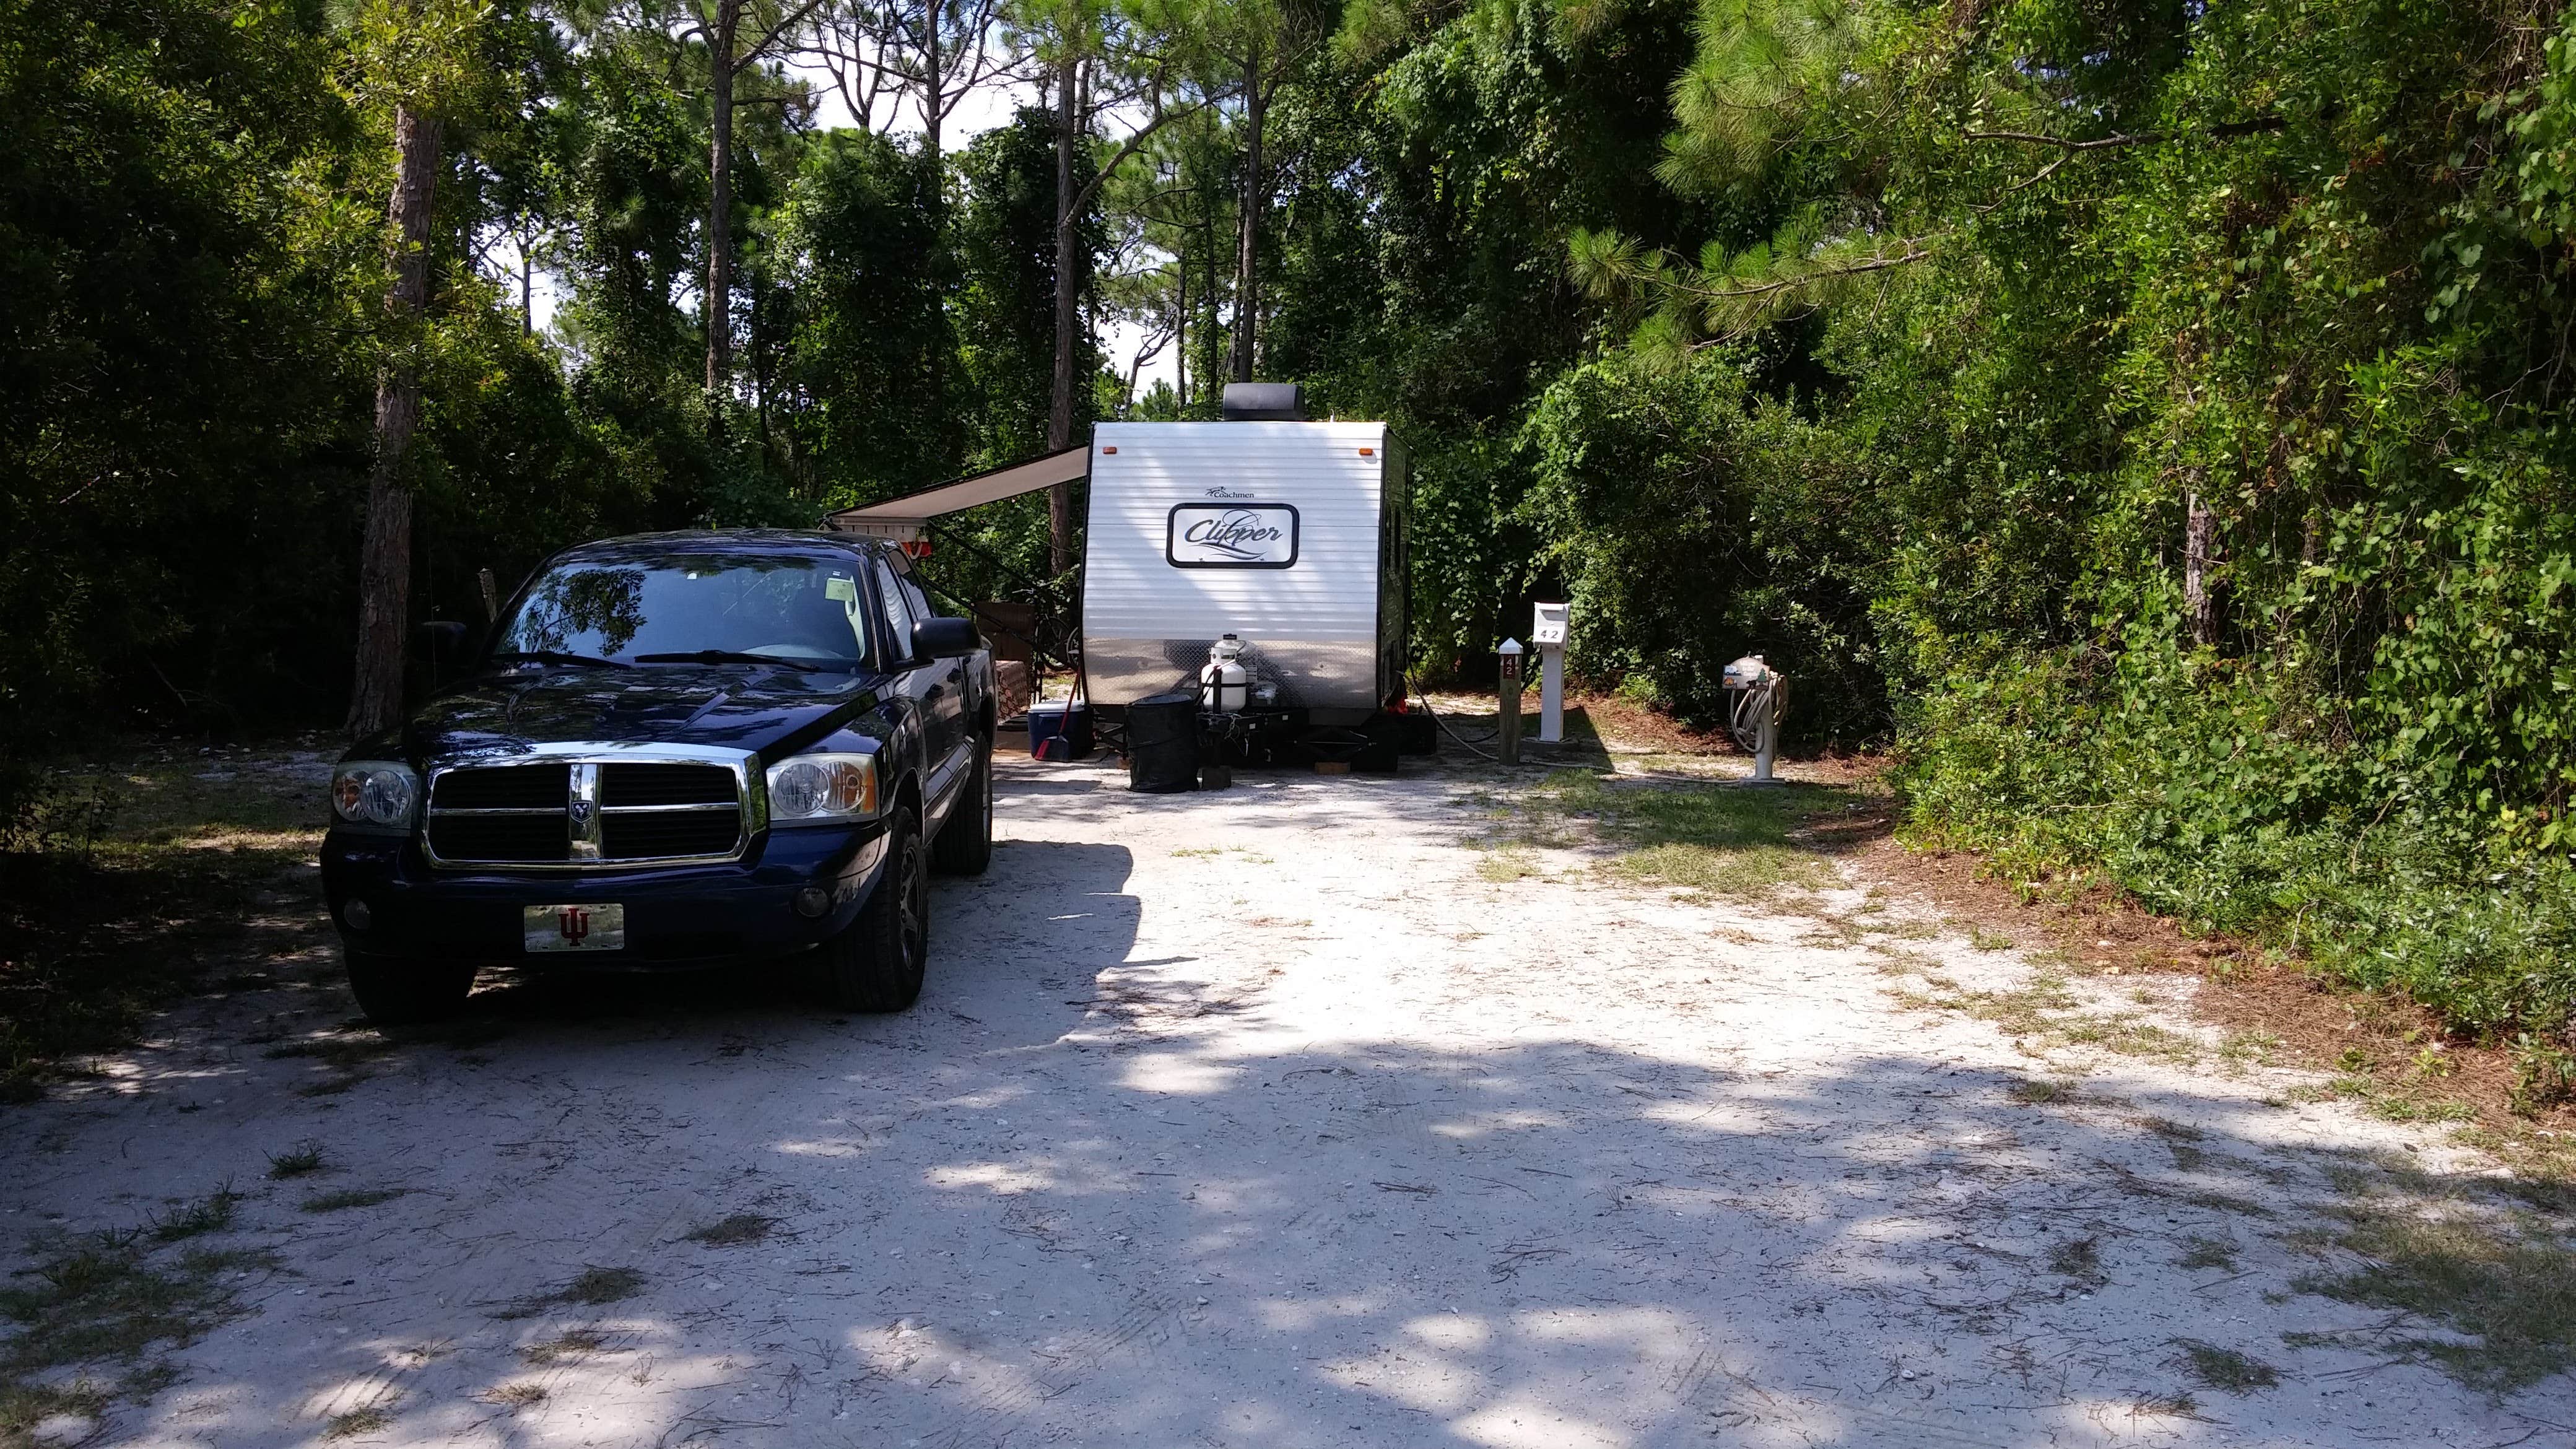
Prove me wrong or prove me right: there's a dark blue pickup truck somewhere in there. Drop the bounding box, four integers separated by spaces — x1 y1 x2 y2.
320 529 996 1023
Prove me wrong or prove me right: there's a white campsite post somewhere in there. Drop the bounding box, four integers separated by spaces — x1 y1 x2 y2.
1531 602 1569 744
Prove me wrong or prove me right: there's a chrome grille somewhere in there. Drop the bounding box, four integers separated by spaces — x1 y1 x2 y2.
432 764 569 811
601 763 737 807
422 750 754 869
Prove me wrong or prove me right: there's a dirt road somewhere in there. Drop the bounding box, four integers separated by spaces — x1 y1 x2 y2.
6 751 2572 1447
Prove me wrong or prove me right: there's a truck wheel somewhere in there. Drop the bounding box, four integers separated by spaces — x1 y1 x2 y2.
931 737 993 877
345 949 475 1025
826 806 928 1012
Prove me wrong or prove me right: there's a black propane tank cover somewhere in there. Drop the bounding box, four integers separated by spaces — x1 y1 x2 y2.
1127 692 1201 793
1219 382 1304 421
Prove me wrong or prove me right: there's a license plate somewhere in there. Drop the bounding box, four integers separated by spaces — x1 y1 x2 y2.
524 903 625 952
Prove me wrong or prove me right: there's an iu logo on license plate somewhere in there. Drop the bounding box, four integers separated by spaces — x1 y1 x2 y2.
523 902 625 952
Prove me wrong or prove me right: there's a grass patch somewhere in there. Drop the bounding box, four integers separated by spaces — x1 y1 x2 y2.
481 1382 547 1409
684 1214 777 1247
1894 968 2209 1066
2173 1338 2276 1392
1968 928 2014 952
2217 1032 2281 1071
0 1380 110 1446
1 745 328 1102
0 1219 272 1424
1611 841 1833 897
266 1144 326 1180
2176 1236 2239 1271
2048 1236 2105 1284
1474 848 1544 883
300 1188 403 1214
557 1267 645 1305
2008 1077 2078 1105
322 1404 394 1440
521 1328 607 1366
149 1188 242 1242
2298 1194 2576 1391
489 1266 646 1321
1486 772 1860 902
492 1264 651 1318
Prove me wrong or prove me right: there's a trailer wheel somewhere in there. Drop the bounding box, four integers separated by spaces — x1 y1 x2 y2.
825 807 928 1012
931 736 993 877
345 950 476 1025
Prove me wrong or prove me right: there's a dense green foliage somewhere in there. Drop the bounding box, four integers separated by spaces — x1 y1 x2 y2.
3 0 2570 1072
1258 0 2576 1068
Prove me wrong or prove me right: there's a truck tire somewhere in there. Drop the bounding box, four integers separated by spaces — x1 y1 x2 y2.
931 736 993 877
825 806 928 1012
345 950 475 1025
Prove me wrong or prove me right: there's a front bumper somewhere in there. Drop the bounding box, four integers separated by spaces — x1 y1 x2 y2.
320 822 889 969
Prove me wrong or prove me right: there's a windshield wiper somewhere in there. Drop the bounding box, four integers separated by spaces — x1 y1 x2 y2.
492 649 630 669
633 650 825 673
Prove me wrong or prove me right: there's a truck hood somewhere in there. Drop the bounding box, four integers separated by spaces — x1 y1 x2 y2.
394 666 887 765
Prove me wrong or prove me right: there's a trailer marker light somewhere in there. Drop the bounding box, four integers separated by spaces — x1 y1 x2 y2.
1358 446 1375 456
1102 445 1118 454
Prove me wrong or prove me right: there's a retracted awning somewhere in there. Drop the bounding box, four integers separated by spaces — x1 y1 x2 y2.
820 446 1090 542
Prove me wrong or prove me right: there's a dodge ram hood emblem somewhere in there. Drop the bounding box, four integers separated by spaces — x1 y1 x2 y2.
568 800 596 828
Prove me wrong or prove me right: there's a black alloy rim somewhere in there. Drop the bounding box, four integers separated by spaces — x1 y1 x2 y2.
899 837 926 970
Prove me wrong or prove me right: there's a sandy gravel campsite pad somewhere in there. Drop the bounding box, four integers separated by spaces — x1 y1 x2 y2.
6 749 2575 1447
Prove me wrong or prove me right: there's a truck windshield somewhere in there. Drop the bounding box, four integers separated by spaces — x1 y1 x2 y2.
495 554 872 670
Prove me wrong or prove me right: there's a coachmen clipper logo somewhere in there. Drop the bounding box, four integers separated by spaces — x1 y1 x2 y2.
1167 503 1299 568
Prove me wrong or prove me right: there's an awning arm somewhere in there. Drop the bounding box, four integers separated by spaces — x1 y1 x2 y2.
820 446 1092 542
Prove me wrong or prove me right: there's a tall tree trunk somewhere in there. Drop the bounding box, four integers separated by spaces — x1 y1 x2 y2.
920 11 952 477
922 1 944 162
705 0 742 401
1175 258 1187 409
1228 65 1266 385
1203 212 1221 407
2185 486 2221 648
346 105 443 738
1046 54 1081 577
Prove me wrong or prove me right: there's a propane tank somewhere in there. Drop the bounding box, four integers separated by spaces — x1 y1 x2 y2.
1200 635 1251 713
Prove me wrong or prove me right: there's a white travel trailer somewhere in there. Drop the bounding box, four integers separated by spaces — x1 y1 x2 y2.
823 383 1421 770
1080 402 1408 724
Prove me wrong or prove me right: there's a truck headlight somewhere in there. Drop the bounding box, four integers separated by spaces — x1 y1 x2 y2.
765 752 878 825
330 762 419 832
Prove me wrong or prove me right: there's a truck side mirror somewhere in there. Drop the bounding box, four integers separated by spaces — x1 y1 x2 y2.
419 620 471 664
913 617 980 661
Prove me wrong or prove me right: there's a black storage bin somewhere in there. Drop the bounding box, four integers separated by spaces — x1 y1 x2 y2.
1126 692 1201 793
1396 708 1439 755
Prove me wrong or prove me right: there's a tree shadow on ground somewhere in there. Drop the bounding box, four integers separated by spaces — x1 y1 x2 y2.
17 763 2575 1448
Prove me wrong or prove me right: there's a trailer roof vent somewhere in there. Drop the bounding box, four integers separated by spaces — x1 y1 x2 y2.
1220 381 1303 421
